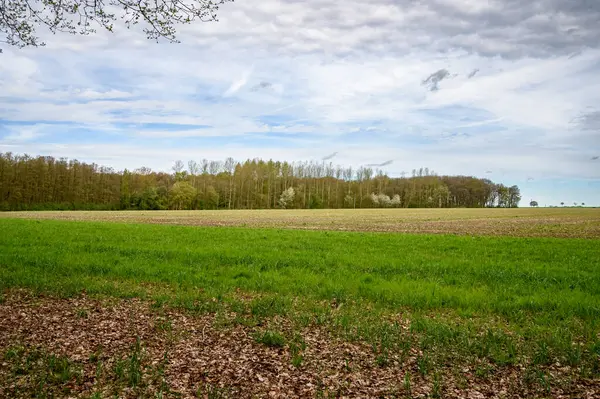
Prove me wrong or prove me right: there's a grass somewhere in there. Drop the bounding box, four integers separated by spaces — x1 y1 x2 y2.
0 337 173 398
2 345 83 397
253 330 286 348
1 219 598 321
1 217 599 392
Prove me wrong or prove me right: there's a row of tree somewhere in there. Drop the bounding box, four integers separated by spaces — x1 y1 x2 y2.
531 201 587 207
0 153 521 211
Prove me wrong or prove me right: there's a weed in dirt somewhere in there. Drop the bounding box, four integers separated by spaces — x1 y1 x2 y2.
196 382 231 399
403 372 412 397
2 345 82 396
128 337 143 388
112 338 145 388
153 351 173 398
475 364 494 379
114 358 126 380
417 354 432 376
253 330 286 348
155 317 173 333
375 352 389 368
432 372 443 398
289 333 306 368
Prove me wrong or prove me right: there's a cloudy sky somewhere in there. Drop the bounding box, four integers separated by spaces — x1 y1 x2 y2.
1 0 600 206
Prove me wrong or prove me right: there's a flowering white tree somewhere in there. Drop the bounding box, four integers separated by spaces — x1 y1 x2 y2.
278 187 295 209
370 193 379 206
391 194 401 207
377 193 391 207
370 193 393 207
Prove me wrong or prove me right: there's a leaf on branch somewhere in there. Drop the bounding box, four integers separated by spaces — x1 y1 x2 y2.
0 0 233 48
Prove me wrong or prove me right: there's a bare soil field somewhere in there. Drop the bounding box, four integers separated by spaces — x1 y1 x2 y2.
1 208 599 238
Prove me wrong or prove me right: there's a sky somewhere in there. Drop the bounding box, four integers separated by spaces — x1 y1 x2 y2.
1 0 600 207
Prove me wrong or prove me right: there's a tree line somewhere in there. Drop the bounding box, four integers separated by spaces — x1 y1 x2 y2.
0 153 521 211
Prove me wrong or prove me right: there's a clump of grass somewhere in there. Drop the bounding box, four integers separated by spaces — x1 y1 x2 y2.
2 345 83 396
475 364 494 379
196 382 232 399
432 371 443 398
128 337 143 387
417 354 433 376
289 333 306 367
113 336 144 388
250 296 290 319
403 372 412 396
375 352 389 368
155 317 172 332
253 330 286 348
152 351 172 398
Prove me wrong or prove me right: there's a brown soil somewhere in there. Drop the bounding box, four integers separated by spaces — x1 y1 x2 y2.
0 290 597 398
1 208 600 238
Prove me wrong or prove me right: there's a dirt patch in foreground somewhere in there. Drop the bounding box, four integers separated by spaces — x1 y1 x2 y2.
0 291 597 398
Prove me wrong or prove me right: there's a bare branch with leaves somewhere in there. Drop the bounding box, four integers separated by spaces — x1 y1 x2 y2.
0 0 232 48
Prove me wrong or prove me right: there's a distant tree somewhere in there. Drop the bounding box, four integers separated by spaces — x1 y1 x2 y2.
369 193 379 207
0 152 524 211
433 185 450 208
582 202 585 206
169 181 196 210
172 160 184 173
573 202 577 207
508 185 521 208
309 194 323 209
138 187 166 210
529 200 538 207
187 161 200 175
561 202 565 207
278 187 295 209
377 193 391 207
204 185 219 209
344 194 355 208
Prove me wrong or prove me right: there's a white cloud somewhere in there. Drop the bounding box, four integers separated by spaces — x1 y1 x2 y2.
224 68 253 97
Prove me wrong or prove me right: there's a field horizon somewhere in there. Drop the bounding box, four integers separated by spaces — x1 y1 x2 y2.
1 207 599 238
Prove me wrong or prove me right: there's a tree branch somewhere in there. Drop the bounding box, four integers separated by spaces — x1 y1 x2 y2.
0 0 232 48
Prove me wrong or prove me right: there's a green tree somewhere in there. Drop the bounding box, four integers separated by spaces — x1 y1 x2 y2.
204 185 219 210
139 187 166 210
309 193 323 209
0 152 522 211
508 185 521 208
169 181 196 210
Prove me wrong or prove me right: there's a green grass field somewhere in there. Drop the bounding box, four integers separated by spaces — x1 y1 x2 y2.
1 215 599 397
